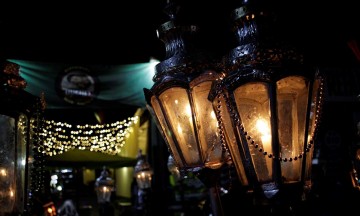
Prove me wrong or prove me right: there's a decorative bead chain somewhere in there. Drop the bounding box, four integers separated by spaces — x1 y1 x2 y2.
215 80 232 164
215 77 324 163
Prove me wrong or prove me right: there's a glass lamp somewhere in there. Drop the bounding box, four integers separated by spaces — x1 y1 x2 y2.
208 0 325 207
143 2 226 174
95 167 115 204
143 3 227 215
133 150 153 215
144 0 325 214
134 150 153 189
167 155 181 183
0 61 44 215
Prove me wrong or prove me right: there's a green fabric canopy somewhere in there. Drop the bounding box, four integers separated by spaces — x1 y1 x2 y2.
8 59 157 109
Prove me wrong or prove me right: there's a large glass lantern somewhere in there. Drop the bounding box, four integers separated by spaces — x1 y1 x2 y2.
209 1 324 204
143 2 225 173
0 61 44 215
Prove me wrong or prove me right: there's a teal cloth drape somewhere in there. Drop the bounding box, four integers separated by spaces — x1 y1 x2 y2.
8 59 156 109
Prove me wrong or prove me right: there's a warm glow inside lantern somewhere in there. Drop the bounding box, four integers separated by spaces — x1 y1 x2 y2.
143 3 225 173
134 151 153 189
208 2 324 202
145 0 324 210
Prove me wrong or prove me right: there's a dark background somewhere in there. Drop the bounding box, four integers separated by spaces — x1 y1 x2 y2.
0 0 359 66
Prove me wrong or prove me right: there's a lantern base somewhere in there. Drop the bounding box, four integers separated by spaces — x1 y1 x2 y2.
195 167 224 216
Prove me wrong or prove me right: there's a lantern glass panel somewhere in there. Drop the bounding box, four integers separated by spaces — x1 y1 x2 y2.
234 82 273 183
215 92 249 186
136 171 153 189
276 76 309 183
96 186 113 203
0 114 16 213
191 72 223 169
304 76 322 185
159 87 200 166
15 114 28 212
148 98 184 168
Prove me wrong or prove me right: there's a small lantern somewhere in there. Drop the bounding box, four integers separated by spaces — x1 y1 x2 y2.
95 167 115 204
134 150 153 189
167 155 181 182
133 150 153 215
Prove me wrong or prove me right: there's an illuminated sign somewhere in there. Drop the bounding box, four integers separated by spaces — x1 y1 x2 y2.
56 66 99 105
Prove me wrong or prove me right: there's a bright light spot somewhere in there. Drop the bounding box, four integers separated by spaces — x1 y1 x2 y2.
57 185 63 191
210 110 216 120
186 105 192 116
256 118 271 149
47 207 53 214
177 124 183 134
61 169 72 173
0 169 7 177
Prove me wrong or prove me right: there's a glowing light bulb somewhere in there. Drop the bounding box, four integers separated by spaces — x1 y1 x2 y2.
256 118 271 151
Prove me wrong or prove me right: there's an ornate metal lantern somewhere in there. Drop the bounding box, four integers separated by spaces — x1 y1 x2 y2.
208 0 324 207
143 1 225 175
95 166 115 204
0 61 45 215
144 0 325 214
134 150 153 189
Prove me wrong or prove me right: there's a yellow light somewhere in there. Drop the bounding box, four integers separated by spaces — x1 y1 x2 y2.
41 116 139 155
0 168 7 177
256 118 271 151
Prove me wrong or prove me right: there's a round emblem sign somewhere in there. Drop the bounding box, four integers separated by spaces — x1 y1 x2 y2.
56 66 99 105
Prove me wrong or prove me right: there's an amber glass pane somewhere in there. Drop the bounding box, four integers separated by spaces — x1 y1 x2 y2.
214 91 249 186
192 76 223 169
276 76 309 183
234 82 273 183
149 99 184 168
159 87 201 167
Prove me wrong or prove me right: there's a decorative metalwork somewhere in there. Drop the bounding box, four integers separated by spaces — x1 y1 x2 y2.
208 0 325 204
0 61 44 215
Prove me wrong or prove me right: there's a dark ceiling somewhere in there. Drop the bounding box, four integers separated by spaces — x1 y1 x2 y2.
0 1 164 64
0 1 359 66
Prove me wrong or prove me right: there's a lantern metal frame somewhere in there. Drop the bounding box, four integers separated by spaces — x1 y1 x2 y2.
144 0 325 214
208 2 324 207
143 2 227 215
0 61 45 215
133 150 153 216
134 150 153 190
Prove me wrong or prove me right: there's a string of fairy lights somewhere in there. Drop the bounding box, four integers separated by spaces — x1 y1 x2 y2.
40 116 139 156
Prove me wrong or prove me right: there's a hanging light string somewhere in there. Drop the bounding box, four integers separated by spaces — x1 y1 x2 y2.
40 116 139 156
